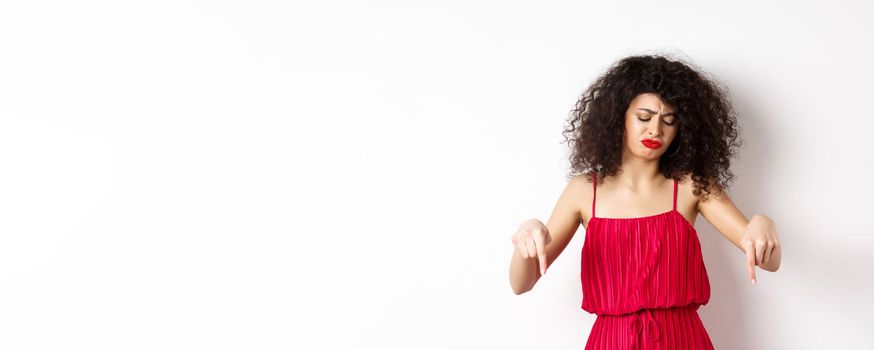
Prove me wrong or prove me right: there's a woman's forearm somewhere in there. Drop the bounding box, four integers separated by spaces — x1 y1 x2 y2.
509 248 542 294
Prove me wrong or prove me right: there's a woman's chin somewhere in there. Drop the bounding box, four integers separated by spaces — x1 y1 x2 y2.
631 153 662 160
637 148 663 158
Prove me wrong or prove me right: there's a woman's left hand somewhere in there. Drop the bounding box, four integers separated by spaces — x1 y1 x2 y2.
740 215 781 285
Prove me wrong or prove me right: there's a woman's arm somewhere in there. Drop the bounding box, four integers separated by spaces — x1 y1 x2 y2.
509 176 586 294
697 188 750 251
697 184 782 283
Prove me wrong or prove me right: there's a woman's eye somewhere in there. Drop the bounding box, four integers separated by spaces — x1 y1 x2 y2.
639 117 677 126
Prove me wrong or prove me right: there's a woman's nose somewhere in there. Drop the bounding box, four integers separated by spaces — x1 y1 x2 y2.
648 121 663 137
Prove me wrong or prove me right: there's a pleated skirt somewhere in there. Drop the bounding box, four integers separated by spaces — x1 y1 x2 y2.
584 305 714 350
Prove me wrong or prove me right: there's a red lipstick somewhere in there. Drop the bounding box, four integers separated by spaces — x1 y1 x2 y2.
642 139 662 149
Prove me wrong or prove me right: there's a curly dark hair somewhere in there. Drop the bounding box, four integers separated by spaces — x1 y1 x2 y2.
562 54 743 202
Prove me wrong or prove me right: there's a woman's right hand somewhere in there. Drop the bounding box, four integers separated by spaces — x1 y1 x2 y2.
510 219 552 276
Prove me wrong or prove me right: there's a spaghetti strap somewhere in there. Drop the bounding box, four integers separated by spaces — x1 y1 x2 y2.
672 178 678 211
592 172 597 218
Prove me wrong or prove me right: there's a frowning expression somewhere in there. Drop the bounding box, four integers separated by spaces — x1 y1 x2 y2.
623 93 678 159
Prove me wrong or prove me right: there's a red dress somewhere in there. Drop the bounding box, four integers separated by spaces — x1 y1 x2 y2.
581 173 714 349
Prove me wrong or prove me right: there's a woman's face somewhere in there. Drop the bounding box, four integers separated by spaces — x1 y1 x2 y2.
623 93 678 160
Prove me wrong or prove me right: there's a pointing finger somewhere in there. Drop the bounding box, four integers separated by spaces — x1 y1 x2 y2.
533 234 548 275
744 240 756 285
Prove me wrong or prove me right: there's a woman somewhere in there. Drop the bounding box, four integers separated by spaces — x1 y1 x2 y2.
508 54 782 349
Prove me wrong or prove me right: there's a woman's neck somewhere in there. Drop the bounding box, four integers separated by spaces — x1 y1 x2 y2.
613 156 666 190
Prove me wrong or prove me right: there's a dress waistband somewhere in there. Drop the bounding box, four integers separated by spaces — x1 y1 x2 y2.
630 308 660 348
595 305 701 348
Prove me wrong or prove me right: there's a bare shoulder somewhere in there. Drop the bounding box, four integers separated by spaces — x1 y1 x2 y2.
677 174 725 201
677 174 732 222
572 172 596 228
675 174 702 224
676 174 698 200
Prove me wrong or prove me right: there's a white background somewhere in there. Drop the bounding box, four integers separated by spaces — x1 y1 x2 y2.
1 1 873 349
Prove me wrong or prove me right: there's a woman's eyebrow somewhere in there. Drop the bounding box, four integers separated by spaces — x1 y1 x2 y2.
637 108 676 116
